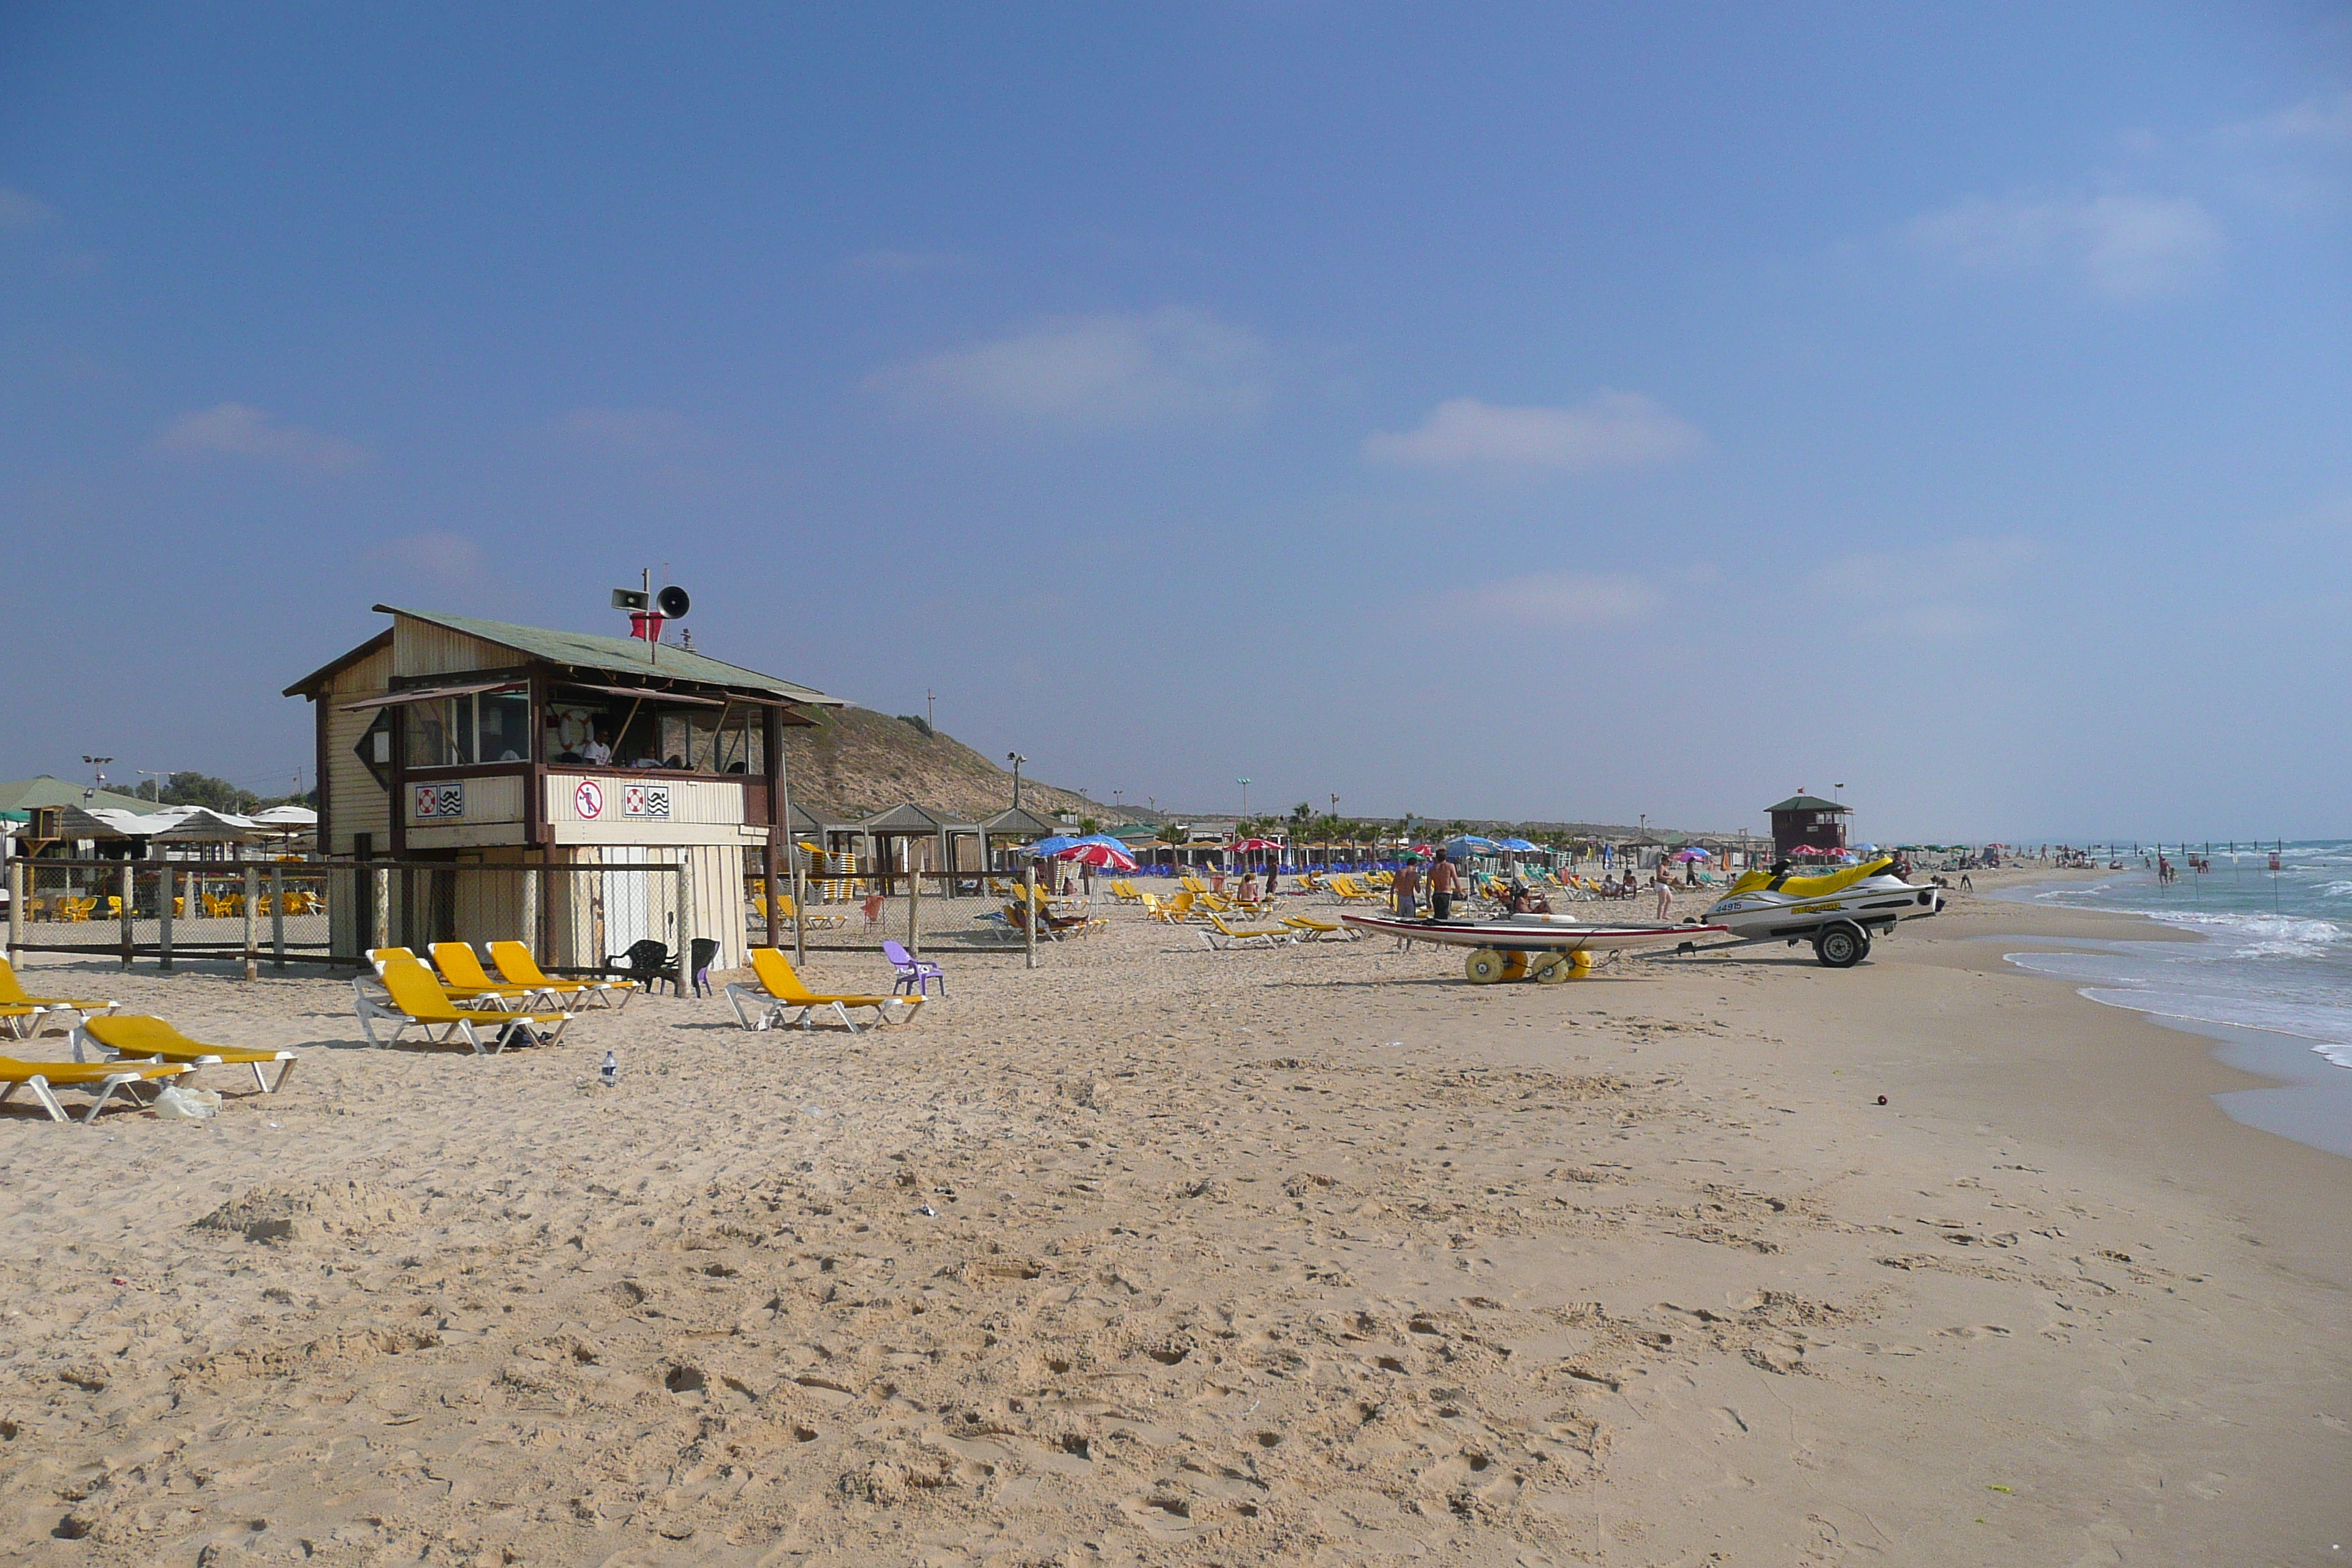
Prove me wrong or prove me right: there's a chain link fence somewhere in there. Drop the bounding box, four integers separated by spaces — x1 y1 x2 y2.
771 868 1114 954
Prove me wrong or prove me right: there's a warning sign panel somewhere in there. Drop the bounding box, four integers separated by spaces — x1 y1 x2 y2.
413 783 464 820
573 779 604 820
622 783 671 820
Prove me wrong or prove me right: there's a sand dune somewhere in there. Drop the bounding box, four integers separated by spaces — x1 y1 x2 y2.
1 877 2345 1564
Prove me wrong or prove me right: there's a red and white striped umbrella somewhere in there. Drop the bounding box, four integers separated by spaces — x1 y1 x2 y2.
1055 842 1138 870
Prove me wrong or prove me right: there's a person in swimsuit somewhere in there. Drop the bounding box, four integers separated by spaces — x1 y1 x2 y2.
1428 851 1459 921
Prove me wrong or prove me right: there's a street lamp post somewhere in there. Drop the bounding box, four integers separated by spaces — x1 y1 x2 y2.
1237 777 1251 819
1007 753 1027 810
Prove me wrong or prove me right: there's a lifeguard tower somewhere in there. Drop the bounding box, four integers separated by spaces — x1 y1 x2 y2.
1765 793 1850 860
285 605 840 969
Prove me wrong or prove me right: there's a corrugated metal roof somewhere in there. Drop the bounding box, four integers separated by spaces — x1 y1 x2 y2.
1764 794 1848 813
0 777 157 814
858 802 979 832
366 606 842 706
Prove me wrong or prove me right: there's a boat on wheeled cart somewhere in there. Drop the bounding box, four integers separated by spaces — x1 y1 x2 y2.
1338 909 1728 983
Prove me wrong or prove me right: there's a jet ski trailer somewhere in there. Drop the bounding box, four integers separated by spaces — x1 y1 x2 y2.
1699 856 1945 968
1339 909 1728 983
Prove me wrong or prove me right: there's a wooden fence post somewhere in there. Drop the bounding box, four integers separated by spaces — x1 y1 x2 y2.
1023 861 1037 970
792 860 807 968
372 866 391 951
157 864 174 973
270 862 287 973
118 862 135 970
7 859 22 969
908 867 922 960
241 864 259 981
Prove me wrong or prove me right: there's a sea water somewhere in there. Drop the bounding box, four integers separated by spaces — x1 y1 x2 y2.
1999 842 2352 1158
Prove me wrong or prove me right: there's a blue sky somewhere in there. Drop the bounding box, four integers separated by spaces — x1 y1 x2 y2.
3 4 2348 840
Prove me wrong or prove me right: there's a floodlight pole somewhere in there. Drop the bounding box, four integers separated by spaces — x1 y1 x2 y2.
1008 753 1026 810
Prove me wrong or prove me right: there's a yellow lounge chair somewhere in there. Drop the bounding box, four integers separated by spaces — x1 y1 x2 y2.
727 948 921 1033
369 946 524 1010
1282 914 1358 943
75 1014 300 1094
430 942 553 1008
356 957 571 1054
0 1055 189 1123
488 941 633 1011
1327 875 1381 904
1199 913 1293 951
0 959 118 1040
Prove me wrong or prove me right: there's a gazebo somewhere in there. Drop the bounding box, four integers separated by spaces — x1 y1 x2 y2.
980 806 1062 869
856 802 981 876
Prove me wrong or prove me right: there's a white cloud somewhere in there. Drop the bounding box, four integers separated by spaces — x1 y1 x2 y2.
152 402 374 472
1447 570 1659 626
370 531 484 584
557 407 700 456
1813 536 2035 640
2217 91 2352 147
0 185 56 230
1810 535 2038 597
1907 192 2221 300
864 306 1271 430
1362 393 1704 472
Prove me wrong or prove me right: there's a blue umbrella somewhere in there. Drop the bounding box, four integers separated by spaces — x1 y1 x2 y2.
1496 837 1538 852
1021 836 1082 856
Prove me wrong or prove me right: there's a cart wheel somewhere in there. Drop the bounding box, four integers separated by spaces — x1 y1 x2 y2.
1499 950 1531 982
1464 949 1509 984
1814 922 1866 968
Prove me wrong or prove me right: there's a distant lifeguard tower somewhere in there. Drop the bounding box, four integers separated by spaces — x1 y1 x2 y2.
1765 792 1850 860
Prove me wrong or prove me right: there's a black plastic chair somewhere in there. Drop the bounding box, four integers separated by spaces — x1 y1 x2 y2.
608 937 719 998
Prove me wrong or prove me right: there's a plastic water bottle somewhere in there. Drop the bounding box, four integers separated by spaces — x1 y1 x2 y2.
600 1050 617 1088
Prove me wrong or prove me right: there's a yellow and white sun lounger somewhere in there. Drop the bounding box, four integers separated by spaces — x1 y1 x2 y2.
356 958 572 1055
1199 913 1293 951
0 1055 187 1123
426 942 551 1008
1282 914 1359 943
488 941 633 1011
727 948 921 1034
75 1014 300 1094
0 958 118 1040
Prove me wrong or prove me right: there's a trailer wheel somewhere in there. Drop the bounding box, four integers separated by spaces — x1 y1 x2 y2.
1814 922 1866 968
1499 950 1531 982
1534 949 1593 984
1464 949 1509 984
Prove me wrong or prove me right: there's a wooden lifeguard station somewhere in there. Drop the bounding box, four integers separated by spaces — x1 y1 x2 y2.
1764 793 1851 860
284 605 840 968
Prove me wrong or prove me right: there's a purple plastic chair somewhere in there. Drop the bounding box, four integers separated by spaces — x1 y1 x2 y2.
881 939 946 998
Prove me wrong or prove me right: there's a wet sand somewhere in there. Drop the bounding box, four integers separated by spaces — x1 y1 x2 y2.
1 872 2345 1566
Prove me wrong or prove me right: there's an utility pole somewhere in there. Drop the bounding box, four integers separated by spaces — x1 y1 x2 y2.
1237 777 1251 818
927 690 935 730
82 756 113 804
1007 753 1026 810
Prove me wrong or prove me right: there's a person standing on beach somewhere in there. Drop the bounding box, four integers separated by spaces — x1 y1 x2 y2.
1429 851 1459 921
1653 864 1674 921
1392 856 1422 919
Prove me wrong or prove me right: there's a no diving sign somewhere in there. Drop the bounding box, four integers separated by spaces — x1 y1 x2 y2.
573 779 604 819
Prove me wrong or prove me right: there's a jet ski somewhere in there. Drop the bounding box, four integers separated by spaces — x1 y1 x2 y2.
1702 856 1943 967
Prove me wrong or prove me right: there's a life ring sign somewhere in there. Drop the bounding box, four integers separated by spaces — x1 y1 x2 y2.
574 779 604 820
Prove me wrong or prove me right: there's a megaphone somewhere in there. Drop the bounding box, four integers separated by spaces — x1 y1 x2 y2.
656 584 690 619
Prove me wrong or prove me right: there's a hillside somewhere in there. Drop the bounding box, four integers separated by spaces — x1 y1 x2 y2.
779 706 1113 826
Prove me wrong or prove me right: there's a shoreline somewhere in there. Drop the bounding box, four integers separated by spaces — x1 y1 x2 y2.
0 875 2345 1563
1986 868 2352 1161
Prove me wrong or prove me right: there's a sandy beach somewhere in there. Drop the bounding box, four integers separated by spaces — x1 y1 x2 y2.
1 874 2345 1567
